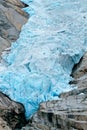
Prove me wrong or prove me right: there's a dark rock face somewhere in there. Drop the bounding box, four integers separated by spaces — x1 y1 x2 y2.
0 0 28 129
22 53 87 130
0 92 27 129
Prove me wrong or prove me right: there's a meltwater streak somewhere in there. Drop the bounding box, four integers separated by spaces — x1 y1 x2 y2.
0 0 87 118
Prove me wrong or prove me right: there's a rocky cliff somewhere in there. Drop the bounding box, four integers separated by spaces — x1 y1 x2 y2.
0 0 28 129
0 0 28 60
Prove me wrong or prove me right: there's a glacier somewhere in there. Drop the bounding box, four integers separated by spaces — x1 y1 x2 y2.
0 0 87 119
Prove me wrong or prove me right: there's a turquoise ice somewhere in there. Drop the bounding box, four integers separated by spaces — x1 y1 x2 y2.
0 0 87 118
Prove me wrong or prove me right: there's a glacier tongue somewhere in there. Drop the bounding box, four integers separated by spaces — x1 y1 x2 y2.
0 0 87 118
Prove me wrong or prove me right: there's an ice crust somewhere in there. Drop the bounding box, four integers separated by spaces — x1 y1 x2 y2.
0 0 87 118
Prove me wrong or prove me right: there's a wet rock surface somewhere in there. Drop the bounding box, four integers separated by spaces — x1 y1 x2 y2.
0 0 28 129
22 53 87 130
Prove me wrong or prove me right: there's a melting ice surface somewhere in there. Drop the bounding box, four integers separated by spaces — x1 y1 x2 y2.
0 0 87 118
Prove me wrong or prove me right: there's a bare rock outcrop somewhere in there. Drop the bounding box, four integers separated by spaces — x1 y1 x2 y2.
0 0 28 59
22 53 87 130
0 92 27 129
0 117 11 130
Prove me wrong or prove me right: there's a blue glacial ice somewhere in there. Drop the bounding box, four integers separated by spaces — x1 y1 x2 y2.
0 0 87 119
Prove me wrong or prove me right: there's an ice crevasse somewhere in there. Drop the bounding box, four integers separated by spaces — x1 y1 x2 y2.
0 0 87 119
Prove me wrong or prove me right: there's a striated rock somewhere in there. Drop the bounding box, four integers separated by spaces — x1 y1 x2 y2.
5 0 27 8
22 53 87 130
0 0 28 60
